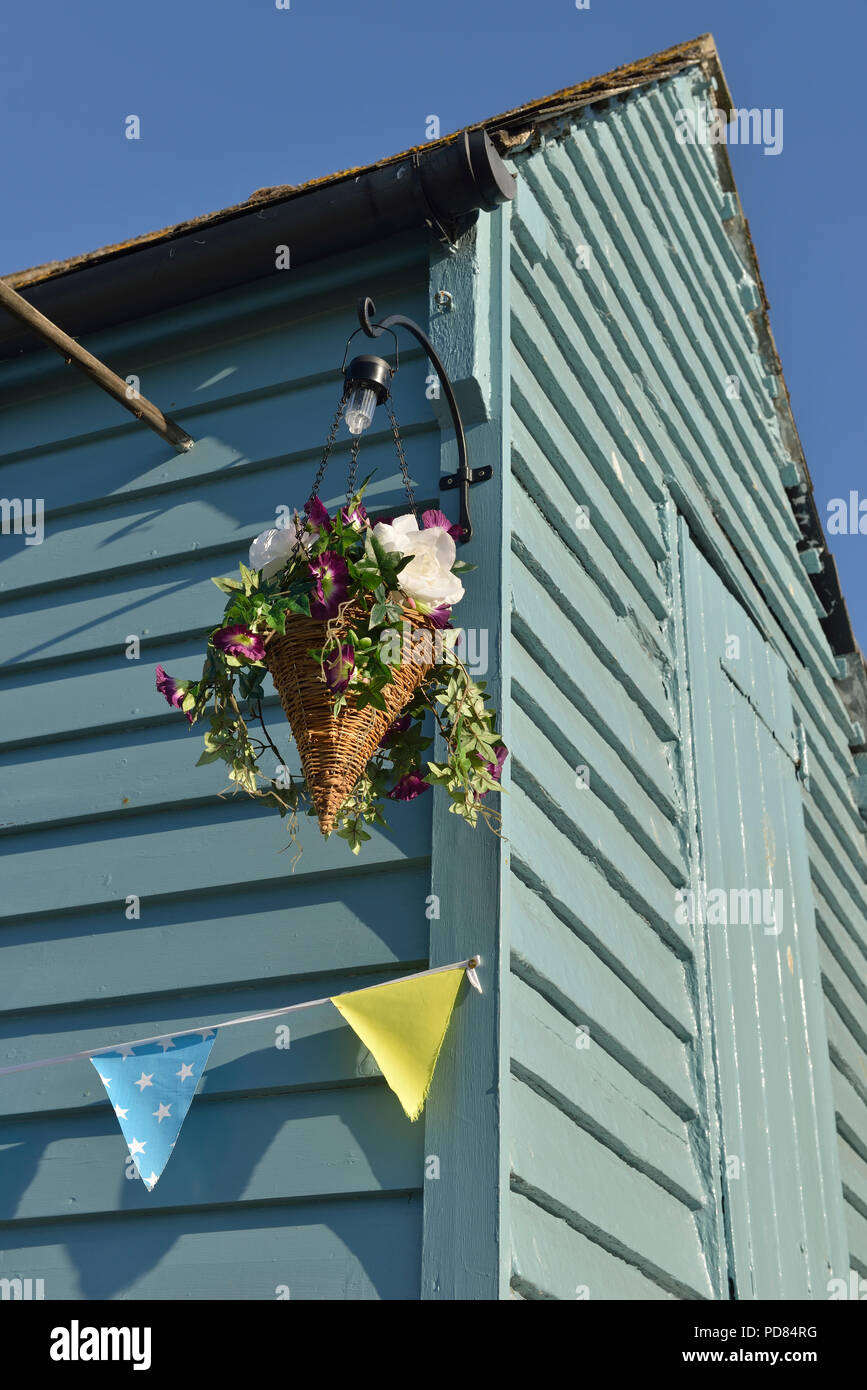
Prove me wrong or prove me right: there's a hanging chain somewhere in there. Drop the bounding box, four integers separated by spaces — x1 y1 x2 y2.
309 391 347 503
386 397 418 522
293 386 417 556
346 435 362 507
291 391 346 557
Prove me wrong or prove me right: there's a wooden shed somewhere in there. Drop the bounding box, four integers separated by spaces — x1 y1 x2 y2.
1 34 865 1301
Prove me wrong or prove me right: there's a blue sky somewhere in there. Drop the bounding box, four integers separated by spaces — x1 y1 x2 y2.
1 0 864 648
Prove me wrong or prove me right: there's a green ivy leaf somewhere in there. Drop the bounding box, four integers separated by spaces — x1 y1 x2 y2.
238 562 258 595
367 531 391 573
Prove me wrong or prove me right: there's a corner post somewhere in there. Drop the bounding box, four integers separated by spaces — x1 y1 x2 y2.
420 201 513 1300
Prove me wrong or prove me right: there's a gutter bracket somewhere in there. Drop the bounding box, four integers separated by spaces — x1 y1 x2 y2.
410 152 460 251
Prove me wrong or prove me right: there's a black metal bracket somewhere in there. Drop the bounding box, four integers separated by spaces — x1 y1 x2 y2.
357 295 492 543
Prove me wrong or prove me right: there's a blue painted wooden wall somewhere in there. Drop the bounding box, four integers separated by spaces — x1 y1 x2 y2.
500 64 865 1298
0 233 459 1299
1 55 865 1303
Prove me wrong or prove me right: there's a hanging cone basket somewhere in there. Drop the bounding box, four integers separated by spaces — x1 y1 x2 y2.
266 602 437 834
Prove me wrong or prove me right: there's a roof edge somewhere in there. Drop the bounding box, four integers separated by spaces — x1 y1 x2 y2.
0 130 515 359
5 35 723 293
3 33 862 693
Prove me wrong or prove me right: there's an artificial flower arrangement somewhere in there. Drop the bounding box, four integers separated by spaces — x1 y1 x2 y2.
155 482 507 856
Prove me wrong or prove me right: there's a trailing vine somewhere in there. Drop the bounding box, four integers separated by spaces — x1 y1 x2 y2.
155 481 507 858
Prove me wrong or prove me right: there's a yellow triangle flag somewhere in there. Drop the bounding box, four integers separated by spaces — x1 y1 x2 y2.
331 968 465 1121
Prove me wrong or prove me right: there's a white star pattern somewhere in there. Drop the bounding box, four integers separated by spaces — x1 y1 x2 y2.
92 1031 217 1193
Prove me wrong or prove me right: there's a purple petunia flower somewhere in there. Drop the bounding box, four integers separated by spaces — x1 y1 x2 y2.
340 501 369 529
485 743 509 782
155 664 193 724
468 742 509 806
304 496 333 531
388 770 431 801
421 507 463 540
378 714 412 749
323 644 355 694
309 551 350 619
425 604 452 629
212 625 266 661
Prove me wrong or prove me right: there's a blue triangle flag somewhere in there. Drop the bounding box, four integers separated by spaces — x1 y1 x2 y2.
90 1030 218 1191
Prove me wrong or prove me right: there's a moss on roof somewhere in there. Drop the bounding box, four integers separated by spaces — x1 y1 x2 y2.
6 34 725 291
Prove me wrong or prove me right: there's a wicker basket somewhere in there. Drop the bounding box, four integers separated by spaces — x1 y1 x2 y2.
266 603 437 834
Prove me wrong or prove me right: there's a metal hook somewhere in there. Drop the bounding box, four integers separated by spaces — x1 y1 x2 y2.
341 315 400 379
355 296 491 543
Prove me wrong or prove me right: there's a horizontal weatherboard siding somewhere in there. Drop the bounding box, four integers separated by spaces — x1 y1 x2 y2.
2 54 865 1304
508 150 717 1291
0 1194 423 1300
505 64 865 1297
0 237 438 1299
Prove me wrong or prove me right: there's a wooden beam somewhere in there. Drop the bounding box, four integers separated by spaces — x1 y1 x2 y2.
0 278 194 453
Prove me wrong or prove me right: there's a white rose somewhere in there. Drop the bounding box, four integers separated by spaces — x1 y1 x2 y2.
372 514 464 608
248 526 295 579
249 513 322 578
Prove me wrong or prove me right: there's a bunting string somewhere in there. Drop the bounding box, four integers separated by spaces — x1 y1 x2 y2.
0 956 481 1077
0 955 482 1192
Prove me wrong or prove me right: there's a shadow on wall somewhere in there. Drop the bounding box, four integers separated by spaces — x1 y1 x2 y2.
0 1026 443 1299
